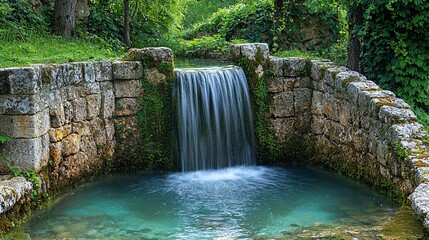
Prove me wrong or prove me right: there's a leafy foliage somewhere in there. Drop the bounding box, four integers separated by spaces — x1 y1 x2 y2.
185 1 274 43
173 35 231 58
181 0 241 28
359 0 429 116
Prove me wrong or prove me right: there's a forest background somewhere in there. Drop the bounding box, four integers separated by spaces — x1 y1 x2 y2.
0 0 428 130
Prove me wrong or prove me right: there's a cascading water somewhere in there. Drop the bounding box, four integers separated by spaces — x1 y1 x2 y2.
174 66 256 172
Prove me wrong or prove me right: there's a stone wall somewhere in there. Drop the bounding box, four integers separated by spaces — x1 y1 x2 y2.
0 47 174 231
231 43 429 228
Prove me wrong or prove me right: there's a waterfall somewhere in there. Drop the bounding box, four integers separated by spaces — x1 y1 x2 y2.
174 66 256 172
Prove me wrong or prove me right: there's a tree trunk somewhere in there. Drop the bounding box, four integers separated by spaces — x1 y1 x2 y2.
347 3 363 72
51 0 77 38
124 0 132 47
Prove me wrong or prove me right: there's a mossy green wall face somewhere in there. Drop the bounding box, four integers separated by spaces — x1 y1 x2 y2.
116 47 175 172
230 44 283 165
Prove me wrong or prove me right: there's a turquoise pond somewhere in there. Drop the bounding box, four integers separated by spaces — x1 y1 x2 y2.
24 166 399 239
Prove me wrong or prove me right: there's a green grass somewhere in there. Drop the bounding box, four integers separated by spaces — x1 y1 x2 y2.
0 30 125 68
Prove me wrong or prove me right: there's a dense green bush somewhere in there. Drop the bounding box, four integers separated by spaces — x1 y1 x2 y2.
0 0 49 40
182 0 240 28
184 1 273 43
359 0 429 128
360 0 429 110
184 0 341 52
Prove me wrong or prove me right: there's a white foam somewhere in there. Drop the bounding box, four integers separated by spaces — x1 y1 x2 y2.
167 166 273 182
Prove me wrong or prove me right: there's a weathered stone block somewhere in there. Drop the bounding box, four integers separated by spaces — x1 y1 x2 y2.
94 61 112 81
310 60 335 81
325 120 352 144
72 121 91 136
334 70 366 90
270 58 284 77
7 67 40 94
80 135 97 156
269 118 295 142
267 77 283 93
347 81 381 105
63 152 89 177
105 119 115 141
144 68 167 85
114 98 140 116
311 91 324 115
90 118 107 146
284 77 312 91
50 142 62 167
270 92 294 117
0 177 32 214
68 63 84 86
0 134 49 171
86 94 101 120
72 98 87 122
414 165 429 185
62 133 81 156
100 81 113 91
83 62 96 83
387 123 427 143
125 47 173 63
370 98 411 114
409 182 429 224
39 64 60 90
48 127 67 143
294 88 312 114
84 82 101 95
49 101 65 128
0 108 49 139
100 90 115 119
339 102 352 126
113 116 139 141
66 85 83 100
293 77 312 89
63 101 73 124
357 90 396 111
322 93 339 121
232 44 257 60
379 106 417 125
311 116 325 135
295 113 312 133
112 61 143 80
283 57 311 77
254 43 269 60
352 128 368 152
323 67 348 87
0 95 45 115
114 80 143 98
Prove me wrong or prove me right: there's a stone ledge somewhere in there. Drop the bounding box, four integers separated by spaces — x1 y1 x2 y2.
0 177 32 214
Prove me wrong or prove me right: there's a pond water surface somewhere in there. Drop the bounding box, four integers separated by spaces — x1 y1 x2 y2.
25 166 398 239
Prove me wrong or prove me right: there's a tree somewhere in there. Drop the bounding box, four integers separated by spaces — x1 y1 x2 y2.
51 0 77 38
124 0 131 47
346 2 363 72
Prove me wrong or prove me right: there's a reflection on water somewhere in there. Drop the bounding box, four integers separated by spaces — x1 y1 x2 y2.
25 166 399 239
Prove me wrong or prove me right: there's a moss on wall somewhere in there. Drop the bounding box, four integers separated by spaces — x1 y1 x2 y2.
137 78 175 171
232 49 283 165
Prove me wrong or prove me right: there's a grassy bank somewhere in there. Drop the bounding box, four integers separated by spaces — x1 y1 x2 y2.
0 30 124 68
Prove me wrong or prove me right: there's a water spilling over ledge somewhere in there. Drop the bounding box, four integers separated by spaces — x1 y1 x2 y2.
174 66 256 172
